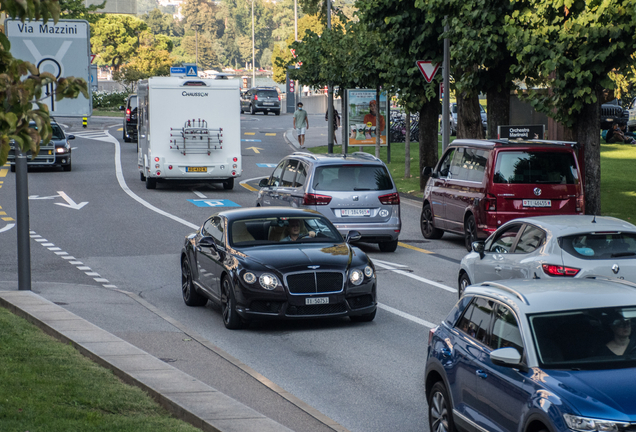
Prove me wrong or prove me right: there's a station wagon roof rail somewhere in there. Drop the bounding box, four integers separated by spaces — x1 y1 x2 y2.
350 152 381 162
449 138 579 149
477 282 529 305
291 152 318 160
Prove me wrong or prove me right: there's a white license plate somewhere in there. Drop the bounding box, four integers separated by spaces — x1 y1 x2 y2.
342 209 371 216
263 102 274 106
305 297 329 305
523 199 551 207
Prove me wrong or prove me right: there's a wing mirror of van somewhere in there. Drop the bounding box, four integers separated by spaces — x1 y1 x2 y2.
422 166 438 178
258 178 269 187
118 105 125 111
472 241 485 258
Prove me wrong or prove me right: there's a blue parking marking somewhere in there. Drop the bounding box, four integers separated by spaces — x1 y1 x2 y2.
256 163 278 168
188 199 241 208
241 139 262 142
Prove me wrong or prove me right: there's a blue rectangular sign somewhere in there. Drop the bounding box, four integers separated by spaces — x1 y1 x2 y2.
256 163 277 168
170 67 186 75
188 199 240 208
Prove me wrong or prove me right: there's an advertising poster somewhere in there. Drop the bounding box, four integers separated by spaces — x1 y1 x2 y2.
346 90 388 146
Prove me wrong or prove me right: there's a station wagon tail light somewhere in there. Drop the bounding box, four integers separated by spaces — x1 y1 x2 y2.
303 193 332 205
278 95 281 101
126 108 131 121
542 264 580 277
379 192 400 205
484 193 497 211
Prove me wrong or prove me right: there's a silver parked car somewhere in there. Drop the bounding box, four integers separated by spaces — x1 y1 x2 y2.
458 215 636 297
256 152 401 252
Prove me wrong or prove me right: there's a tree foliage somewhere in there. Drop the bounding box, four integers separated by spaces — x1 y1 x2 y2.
59 0 105 23
0 0 87 166
90 15 148 70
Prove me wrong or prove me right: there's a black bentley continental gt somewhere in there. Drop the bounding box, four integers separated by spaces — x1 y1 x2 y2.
181 207 377 329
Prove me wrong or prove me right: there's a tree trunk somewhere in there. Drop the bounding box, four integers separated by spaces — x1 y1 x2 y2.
419 97 441 190
404 111 411 179
574 89 602 215
486 87 510 140
457 92 484 139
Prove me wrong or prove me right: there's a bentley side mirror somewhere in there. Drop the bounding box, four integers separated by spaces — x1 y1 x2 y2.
258 178 269 187
345 230 362 243
67 135 75 140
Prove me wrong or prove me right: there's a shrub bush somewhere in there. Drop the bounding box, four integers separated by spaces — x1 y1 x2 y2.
92 91 129 109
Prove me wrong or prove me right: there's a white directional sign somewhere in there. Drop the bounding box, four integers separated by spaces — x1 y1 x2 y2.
5 19 92 117
416 60 440 83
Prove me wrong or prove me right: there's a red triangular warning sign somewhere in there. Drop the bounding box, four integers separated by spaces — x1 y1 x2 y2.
416 60 440 83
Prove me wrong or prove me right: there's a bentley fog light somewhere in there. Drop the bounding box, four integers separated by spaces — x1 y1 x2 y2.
259 273 279 290
349 269 363 286
243 272 256 284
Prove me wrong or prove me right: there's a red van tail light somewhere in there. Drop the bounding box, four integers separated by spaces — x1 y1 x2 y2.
126 108 131 121
278 95 281 101
303 193 332 205
379 192 400 205
542 264 580 277
484 193 497 211
576 194 585 213
254 94 258 100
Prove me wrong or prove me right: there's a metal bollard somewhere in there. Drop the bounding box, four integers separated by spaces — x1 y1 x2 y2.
82 117 87 128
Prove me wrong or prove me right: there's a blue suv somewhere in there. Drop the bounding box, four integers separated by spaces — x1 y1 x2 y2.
425 277 636 432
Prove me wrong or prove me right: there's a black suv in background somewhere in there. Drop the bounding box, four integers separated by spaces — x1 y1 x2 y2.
119 94 138 142
600 99 629 130
7 118 75 172
240 87 281 115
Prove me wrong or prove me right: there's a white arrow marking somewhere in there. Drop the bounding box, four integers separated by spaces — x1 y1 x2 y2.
29 194 60 200
54 191 88 210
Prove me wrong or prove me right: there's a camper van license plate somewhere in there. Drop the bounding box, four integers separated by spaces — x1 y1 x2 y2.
186 167 207 173
523 199 551 207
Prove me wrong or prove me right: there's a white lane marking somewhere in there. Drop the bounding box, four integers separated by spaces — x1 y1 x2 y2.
373 258 408 268
374 261 457 293
55 191 88 210
104 132 199 230
69 261 83 265
54 252 68 255
94 278 109 283
193 190 207 199
41 243 54 246
77 266 91 271
0 223 15 233
378 303 436 328
85 272 100 277
30 234 42 238
48 247 62 251
62 256 76 260
35 238 48 242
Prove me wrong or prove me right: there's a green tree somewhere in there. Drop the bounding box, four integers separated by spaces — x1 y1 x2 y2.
272 13 323 83
113 47 173 91
59 0 105 22
142 8 182 37
181 34 218 70
182 0 221 37
506 0 636 215
91 15 148 70
0 0 88 166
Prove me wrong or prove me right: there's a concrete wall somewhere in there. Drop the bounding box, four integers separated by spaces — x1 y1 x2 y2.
282 94 341 114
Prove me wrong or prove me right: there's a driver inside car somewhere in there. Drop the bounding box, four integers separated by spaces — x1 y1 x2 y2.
281 219 316 242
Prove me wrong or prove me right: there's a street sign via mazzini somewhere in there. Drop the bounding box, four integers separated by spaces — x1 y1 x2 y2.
5 19 91 117
416 60 440 83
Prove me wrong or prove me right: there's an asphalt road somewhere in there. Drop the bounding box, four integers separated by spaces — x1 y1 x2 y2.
0 113 470 432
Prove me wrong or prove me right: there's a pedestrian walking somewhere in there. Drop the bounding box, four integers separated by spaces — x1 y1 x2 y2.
293 102 309 148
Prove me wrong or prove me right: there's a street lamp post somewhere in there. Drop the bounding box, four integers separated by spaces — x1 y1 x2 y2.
252 0 255 86
327 0 334 153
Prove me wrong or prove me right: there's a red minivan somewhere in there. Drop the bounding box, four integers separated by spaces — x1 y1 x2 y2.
420 139 585 251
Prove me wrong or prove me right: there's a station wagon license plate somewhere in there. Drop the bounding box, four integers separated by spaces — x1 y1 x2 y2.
186 167 207 173
523 199 551 207
306 297 329 305
342 209 371 217
263 102 274 106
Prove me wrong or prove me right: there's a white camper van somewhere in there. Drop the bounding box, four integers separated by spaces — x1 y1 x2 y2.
136 77 242 189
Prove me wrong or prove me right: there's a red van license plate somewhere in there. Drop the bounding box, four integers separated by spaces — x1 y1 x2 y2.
523 199 551 207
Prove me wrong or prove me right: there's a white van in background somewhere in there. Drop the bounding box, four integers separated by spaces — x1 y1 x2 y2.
136 77 242 189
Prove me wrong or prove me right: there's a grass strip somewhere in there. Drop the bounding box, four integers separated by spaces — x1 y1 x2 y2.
0 307 201 432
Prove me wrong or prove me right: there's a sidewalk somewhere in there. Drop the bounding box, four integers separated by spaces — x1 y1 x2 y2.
0 285 347 432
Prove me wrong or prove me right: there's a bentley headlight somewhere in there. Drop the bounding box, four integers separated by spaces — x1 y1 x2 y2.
364 266 374 278
563 414 628 432
349 269 364 286
259 273 279 290
243 272 257 284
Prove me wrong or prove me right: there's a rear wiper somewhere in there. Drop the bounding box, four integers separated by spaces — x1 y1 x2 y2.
611 252 636 257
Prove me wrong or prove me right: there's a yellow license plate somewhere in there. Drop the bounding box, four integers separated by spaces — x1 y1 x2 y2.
187 167 207 173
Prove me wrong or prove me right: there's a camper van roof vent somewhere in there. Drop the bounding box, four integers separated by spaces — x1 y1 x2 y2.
182 81 207 87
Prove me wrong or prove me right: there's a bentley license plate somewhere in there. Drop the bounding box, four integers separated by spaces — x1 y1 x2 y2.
305 297 329 305
342 209 371 217
186 167 207 173
523 199 551 207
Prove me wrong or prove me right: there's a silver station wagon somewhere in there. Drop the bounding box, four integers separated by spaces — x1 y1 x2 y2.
256 152 401 252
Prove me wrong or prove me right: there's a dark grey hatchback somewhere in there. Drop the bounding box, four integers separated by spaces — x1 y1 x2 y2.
240 87 281 115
